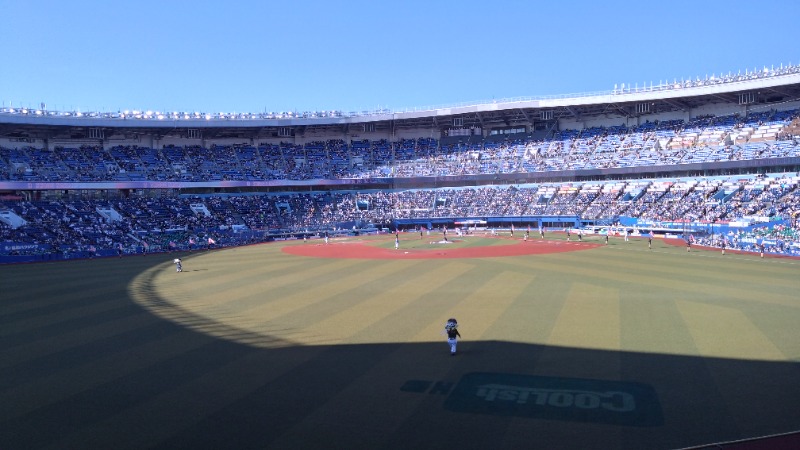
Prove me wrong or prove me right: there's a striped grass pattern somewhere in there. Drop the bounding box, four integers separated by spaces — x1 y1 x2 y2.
2 235 799 449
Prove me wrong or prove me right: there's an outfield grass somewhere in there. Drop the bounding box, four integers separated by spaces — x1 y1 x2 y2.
2 235 799 449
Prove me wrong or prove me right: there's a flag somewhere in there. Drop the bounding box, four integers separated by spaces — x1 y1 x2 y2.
169 241 176 248
208 237 216 244
143 241 149 248
189 238 195 245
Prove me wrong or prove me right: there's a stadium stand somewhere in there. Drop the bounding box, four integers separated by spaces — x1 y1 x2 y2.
2 66 800 261
2 110 800 183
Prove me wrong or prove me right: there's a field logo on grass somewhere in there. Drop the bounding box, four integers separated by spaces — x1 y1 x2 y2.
444 372 662 426
474 384 634 411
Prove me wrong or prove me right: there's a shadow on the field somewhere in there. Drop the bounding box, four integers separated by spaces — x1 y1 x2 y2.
1 255 799 450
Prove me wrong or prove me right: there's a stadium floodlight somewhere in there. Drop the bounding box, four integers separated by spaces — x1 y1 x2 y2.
35 110 42 115
205 114 211 120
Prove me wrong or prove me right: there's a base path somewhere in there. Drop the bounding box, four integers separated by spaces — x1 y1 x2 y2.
282 238 601 259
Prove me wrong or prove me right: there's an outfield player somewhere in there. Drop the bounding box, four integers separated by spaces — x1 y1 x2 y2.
445 318 461 356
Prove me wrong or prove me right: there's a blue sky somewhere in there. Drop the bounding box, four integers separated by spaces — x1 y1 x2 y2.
1 0 798 114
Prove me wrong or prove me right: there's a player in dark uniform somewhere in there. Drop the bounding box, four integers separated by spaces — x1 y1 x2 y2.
445 318 461 356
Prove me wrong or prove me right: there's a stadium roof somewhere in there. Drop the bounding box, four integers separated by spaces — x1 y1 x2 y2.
2 70 800 141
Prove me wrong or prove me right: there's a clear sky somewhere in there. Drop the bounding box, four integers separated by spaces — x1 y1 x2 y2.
1 0 798 115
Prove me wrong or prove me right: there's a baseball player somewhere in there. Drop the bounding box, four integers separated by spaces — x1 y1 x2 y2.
445 318 461 356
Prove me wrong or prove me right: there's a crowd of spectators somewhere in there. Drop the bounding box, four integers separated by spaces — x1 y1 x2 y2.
2 110 799 184
694 222 800 257
3 107 800 260
2 172 799 258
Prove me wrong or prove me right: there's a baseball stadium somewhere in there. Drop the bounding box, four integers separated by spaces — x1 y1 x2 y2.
2 64 800 450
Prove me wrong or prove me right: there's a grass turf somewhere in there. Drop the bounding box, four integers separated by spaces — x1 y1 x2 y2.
1 235 799 449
